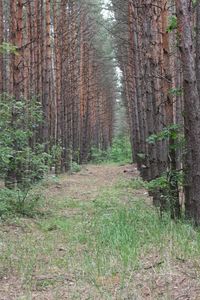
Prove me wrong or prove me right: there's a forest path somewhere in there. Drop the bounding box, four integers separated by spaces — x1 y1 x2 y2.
45 163 143 206
0 164 200 299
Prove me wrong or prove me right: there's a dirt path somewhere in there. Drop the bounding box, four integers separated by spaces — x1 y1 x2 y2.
0 164 141 300
0 164 200 300
46 164 139 199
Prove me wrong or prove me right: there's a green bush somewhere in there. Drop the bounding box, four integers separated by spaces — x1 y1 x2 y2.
109 136 132 163
0 93 51 189
0 93 51 218
0 188 43 219
71 161 81 173
91 136 132 164
91 147 109 164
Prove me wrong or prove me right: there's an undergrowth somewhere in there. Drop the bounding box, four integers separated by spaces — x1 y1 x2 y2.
91 135 132 164
0 187 44 219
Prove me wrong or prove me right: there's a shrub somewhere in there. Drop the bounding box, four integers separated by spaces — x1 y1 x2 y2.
71 161 81 173
0 93 51 189
91 147 109 164
0 188 43 219
109 136 132 163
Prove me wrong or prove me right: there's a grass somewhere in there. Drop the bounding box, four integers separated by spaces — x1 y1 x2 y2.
1 170 200 298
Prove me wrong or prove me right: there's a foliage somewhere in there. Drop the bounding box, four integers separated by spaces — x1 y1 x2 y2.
147 124 185 151
17 146 51 188
109 136 132 163
0 93 51 189
137 152 146 160
91 147 109 164
0 188 43 218
50 144 62 166
166 16 177 33
147 124 180 144
146 124 184 217
192 0 198 7
71 161 81 173
147 170 184 216
91 136 132 164
147 175 169 191
147 171 184 191
0 42 18 55
169 87 183 96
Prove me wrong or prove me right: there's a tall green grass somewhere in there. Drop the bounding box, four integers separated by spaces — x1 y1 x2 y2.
83 190 200 278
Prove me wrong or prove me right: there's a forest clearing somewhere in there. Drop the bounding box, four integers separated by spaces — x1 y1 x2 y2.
1 163 200 299
1 0 200 299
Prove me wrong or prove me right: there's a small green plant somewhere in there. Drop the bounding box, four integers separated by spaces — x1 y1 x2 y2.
50 144 62 166
146 124 182 146
0 42 18 54
147 170 184 218
169 87 183 96
50 143 63 174
166 16 177 33
137 153 146 160
147 125 184 218
147 175 169 191
147 171 184 192
71 161 81 173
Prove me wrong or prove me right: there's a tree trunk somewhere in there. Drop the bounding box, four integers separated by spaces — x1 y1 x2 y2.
176 0 200 224
0 0 3 93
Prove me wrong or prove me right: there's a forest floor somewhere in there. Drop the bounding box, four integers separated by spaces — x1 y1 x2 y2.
0 164 200 299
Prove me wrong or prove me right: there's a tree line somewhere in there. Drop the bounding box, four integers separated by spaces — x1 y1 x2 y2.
1 0 200 226
0 0 116 188
111 0 200 225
